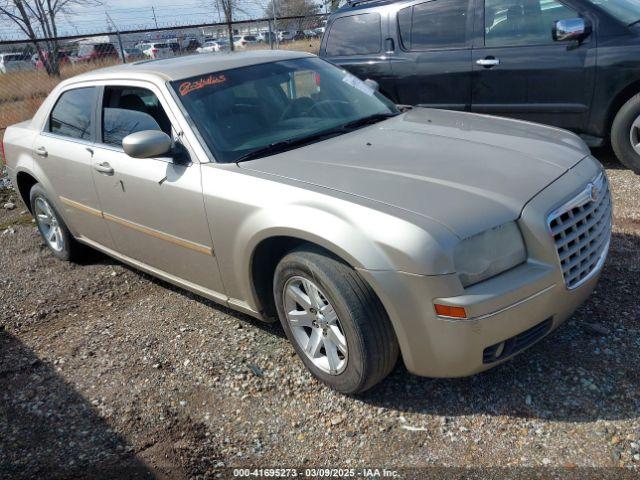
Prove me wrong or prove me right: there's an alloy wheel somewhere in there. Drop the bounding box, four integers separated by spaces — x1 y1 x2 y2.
283 276 348 375
34 197 64 252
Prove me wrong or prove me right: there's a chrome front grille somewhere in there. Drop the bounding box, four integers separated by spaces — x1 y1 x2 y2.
547 172 612 289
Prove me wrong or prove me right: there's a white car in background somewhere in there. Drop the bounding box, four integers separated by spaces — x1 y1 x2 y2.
196 40 229 53
0 53 35 74
278 31 295 42
137 42 174 59
233 35 258 48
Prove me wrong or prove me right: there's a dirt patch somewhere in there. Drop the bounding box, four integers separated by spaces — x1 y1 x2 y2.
0 151 639 477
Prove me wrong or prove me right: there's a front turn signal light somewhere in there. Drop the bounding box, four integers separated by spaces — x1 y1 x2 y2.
434 304 467 319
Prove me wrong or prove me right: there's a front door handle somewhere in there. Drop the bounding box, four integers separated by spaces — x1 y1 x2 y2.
34 146 48 157
94 161 114 175
476 57 500 68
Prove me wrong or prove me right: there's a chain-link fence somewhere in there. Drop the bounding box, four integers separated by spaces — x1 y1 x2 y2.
0 13 328 163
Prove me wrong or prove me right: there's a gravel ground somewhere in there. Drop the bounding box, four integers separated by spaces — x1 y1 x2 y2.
0 149 639 479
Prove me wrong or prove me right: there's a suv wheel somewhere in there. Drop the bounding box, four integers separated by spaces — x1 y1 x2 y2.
274 246 399 394
30 184 86 261
611 94 640 173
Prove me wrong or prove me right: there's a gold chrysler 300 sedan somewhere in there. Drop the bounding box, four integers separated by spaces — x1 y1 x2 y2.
3 51 612 393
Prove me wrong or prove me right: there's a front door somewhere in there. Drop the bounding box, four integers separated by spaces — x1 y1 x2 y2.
321 12 395 97
90 83 225 296
34 86 113 248
388 0 475 109
471 0 595 131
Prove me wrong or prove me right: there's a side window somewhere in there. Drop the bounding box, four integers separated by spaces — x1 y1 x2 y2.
325 13 382 56
101 86 172 147
398 0 470 50
484 0 578 47
49 87 95 140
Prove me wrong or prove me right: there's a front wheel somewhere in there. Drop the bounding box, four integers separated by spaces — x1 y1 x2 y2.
274 247 399 394
611 94 640 173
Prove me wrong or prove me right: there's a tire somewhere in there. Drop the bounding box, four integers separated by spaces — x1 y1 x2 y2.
274 246 399 394
611 94 640 173
29 184 86 262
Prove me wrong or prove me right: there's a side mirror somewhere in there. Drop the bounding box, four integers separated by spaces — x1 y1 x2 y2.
364 78 380 92
553 18 590 42
122 130 172 159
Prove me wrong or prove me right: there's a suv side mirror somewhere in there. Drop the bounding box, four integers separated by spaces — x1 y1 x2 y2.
122 130 172 159
553 18 591 42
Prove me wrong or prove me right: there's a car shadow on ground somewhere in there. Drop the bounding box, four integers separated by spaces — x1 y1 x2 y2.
0 331 157 479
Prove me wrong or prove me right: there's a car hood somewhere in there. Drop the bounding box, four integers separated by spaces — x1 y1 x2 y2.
239 108 590 238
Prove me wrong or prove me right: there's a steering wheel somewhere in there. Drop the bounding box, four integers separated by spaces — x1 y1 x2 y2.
306 100 352 118
279 98 315 122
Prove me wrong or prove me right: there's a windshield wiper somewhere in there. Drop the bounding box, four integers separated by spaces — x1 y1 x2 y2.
235 112 399 163
341 112 399 130
628 18 640 26
235 127 346 163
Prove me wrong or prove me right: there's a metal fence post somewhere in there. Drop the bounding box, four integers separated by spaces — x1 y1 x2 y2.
268 19 274 49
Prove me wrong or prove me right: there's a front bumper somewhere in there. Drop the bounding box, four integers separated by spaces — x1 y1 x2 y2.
358 156 609 378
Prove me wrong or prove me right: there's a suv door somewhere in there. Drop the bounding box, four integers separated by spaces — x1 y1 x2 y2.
90 83 225 297
33 86 114 248
388 0 474 109
321 12 394 97
471 0 595 130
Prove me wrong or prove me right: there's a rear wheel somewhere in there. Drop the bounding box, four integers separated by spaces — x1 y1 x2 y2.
274 246 399 394
611 94 640 173
30 184 86 262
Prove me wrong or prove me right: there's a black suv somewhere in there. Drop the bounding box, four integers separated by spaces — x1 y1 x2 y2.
320 0 640 171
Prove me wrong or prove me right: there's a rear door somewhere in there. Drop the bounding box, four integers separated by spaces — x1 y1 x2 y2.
321 11 394 97
471 0 595 130
33 85 114 248
388 0 475 109
90 82 225 296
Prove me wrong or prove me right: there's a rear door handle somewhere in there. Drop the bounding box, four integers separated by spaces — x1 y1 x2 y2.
34 146 48 157
476 57 500 68
94 161 114 175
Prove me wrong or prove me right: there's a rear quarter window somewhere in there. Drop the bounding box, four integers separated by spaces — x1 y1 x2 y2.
49 87 95 140
325 13 382 56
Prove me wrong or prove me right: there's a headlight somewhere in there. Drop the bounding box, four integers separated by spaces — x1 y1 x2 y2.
454 221 526 287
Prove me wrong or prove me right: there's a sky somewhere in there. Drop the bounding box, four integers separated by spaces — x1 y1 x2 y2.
0 0 280 40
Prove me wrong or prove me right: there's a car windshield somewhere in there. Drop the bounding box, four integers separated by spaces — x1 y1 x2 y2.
584 0 640 24
171 57 398 163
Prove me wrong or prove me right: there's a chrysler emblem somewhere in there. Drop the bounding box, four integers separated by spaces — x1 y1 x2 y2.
589 183 598 202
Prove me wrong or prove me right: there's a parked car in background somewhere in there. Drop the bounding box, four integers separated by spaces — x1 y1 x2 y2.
303 29 320 38
119 47 145 62
3 51 611 393
75 43 119 63
137 42 174 59
183 39 201 52
168 42 181 54
0 52 35 74
320 0 640 172
233 35 258 48
33 51 71 69
278 31 294 42
196 40 229 53
257 31 276 43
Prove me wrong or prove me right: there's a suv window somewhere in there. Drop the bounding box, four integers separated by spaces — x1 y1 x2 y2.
398 0 469 50
485 0 578 47
101 86 172 147
326 13 382 56
49 87 95 140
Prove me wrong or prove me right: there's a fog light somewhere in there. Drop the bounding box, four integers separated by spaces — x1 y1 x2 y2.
434 304 467 319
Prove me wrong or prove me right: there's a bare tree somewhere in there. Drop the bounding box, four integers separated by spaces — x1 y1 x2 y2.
0 0 100 76
206 0 250 52
265 0 320 31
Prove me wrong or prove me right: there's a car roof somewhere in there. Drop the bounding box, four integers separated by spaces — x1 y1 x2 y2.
70 50 314 82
